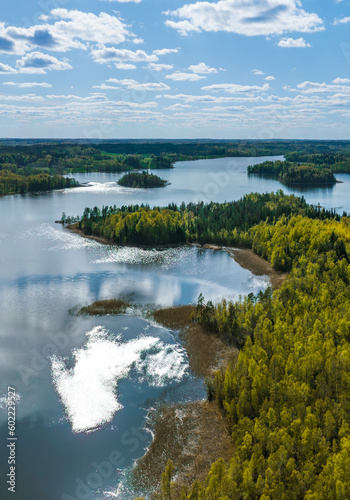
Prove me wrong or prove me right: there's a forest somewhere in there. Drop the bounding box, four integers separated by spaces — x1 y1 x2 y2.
117 172 168 189
0 143 173 176
107 193 350 500
247 160 336 185
73 192 342 250
285 152 350 173
0 170 79 195
1 140 350 179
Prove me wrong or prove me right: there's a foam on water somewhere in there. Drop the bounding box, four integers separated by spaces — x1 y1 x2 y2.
51 326 188 433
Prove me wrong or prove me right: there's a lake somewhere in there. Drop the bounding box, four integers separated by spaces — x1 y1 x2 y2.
1 155 349 500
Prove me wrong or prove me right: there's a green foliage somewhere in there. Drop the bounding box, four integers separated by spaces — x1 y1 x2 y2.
118 172 168 188
76 192 341 251
152 460 175 500
0 170 78 195
177 213 350 499
248 160 336 184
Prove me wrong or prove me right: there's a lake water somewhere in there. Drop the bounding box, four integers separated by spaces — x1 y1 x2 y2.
1 155 350 500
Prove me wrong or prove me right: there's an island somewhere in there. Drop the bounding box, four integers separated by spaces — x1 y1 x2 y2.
117 171 169 189
0 171 79 196
248 160 337 185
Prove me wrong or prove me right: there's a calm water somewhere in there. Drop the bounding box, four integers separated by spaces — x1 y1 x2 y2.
1 155 349 500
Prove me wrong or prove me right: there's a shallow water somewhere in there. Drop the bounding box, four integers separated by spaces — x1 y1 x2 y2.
1 155 349 500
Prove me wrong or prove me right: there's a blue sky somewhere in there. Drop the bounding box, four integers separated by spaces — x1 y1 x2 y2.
0 0 349 139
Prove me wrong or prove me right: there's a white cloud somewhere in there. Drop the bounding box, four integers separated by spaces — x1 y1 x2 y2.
153 48 179 56
3 81 52 88
98 78 170 91
334 17 350 25
16 52 72 74
115 62 137 70
159 93 264 103
189 62 217 74
332 78 350 84
265 76 276 81
0 9 137 55
0 93 44 102
201 83 270 93
252 69 265 75
165 0 324 37
0 63 16 73
164 103 192 110
278 37 311 48
92 47 158 64
165 72 205 81
295 81 350 94
147 63 174 71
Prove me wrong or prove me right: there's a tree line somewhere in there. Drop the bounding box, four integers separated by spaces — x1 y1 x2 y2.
73 192 343 256
117 172 168 189
0 170 79 196
248 160 336 185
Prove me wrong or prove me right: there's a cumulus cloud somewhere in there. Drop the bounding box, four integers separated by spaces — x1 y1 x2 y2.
165 72 205 81
189 62 217 74
153 48 179 56
252 69 265 75
96 78 170 91
295 81 350 94
201 83 270 93
332 78 350 84
147 63 174 71
334 17 350 25
16 52 72 74
0 9 136 55
115 62 137 70
165 0 324 37
265 75 276 80
92 47 158 64
278 37 311 48
0 63 16 73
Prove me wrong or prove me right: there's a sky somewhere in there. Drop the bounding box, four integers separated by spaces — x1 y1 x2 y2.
0 0 349 139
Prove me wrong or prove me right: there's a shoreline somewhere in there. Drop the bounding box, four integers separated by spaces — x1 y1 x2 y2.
66 226 284 496
66 223 285 288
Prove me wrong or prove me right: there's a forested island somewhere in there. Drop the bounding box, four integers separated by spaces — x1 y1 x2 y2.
71 192 342 257
0 170 79 195
117 172 169 189
248 160 336 185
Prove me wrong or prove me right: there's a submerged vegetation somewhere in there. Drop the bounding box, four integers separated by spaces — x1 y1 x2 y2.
248 160 336 185
77 298 131 316
117 172 169 189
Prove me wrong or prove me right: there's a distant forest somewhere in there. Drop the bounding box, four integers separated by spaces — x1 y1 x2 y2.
248 160 336 185
1 140 350 195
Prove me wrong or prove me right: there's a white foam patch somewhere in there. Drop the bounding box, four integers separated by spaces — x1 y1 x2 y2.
51 326 188 433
